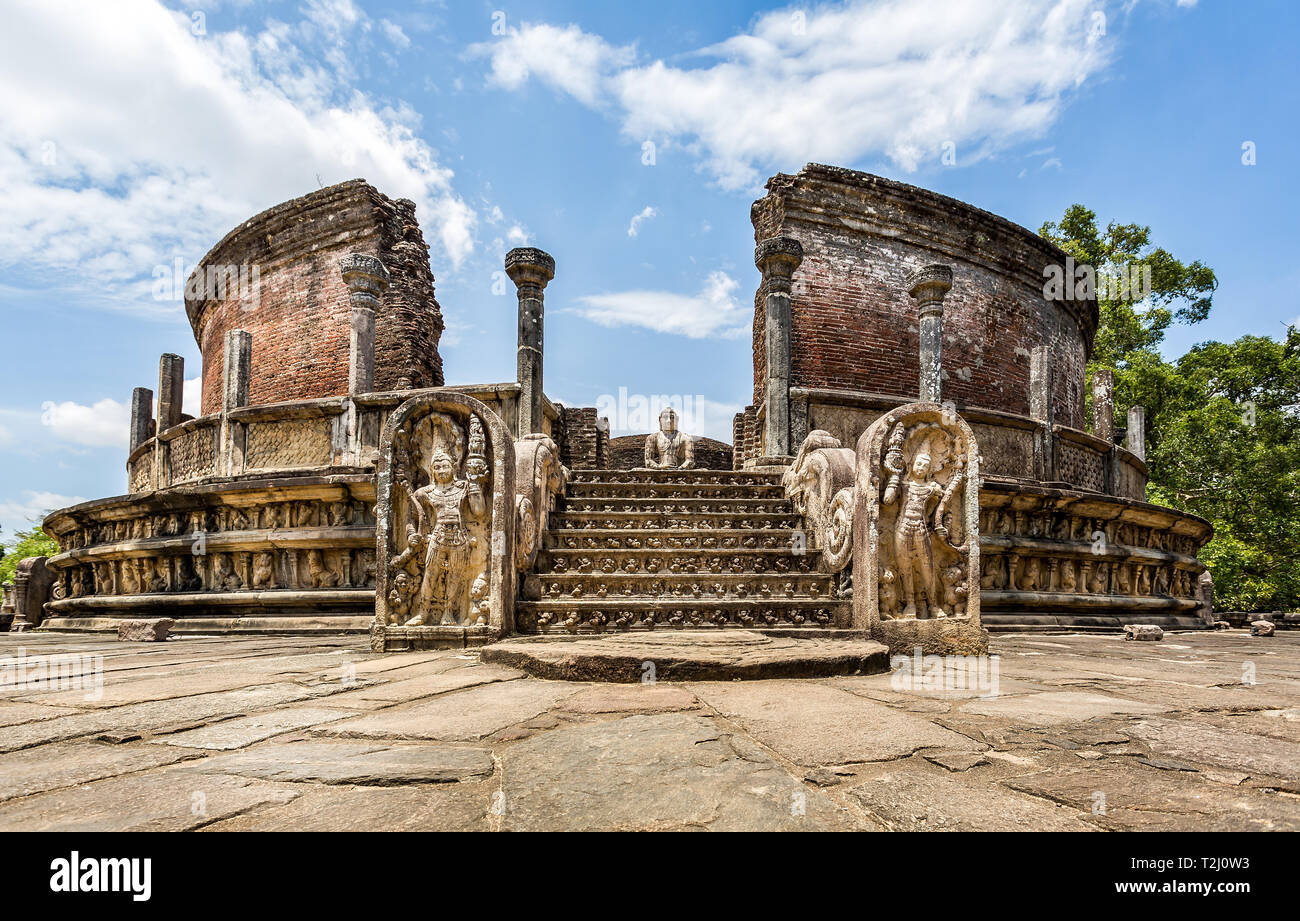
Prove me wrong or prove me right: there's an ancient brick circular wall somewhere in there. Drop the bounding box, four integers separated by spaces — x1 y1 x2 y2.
608 434 733 470
751 165 1097 429
187 180 444 416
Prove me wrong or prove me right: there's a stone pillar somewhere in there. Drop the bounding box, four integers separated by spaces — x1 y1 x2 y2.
157 353 185 432
1197 570 1215 626
755 237 803 459
1029 347 1054 424
222 329 252 412
1126 405 1146 461
1029 346 1055 482
129 387 154 452
505 247 555 437
339 253 390 395
906 264 953 403
1092 368 1115 443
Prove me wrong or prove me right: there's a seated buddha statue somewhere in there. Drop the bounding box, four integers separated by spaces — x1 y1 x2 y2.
643 407 696 469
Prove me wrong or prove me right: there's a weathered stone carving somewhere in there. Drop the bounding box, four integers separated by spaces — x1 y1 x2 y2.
852 403 986 655
783 430 856 573
643 407 695 469
10 557 54 632
373 392 515 649
514 433 568 571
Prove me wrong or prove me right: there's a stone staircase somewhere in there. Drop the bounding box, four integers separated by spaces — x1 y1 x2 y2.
516 468 849 634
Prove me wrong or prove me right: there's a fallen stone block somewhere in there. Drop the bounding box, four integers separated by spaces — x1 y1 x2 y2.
1123 624 1163 642
1250 620 1275 637
117 618 174 642
1213 620 1232 631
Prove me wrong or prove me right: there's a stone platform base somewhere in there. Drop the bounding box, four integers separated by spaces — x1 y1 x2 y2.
370 623 499 652
38 614 372 635
983 612 1210 633
480 630 891 682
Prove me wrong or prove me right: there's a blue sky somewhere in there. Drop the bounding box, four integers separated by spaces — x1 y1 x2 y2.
0 0 1296 539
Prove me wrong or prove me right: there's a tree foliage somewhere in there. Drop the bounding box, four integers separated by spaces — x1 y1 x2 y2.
1041 206 1298 612
0 524 59 585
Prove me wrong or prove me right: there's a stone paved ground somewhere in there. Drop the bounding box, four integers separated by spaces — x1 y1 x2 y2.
0 630 1297 831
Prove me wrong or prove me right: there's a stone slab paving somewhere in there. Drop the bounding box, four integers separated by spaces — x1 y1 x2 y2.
0 630 1296 831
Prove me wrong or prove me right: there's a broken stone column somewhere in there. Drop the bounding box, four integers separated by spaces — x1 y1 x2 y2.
1092 368 1115 443
505 247 555 437
339 253 390 395
9 557 53 632
755 237 803 460
1126 405 1146 461
222 329 252 412
907 264 953 403
129 386 154 452
1197 570 1215 626
157 353 185 432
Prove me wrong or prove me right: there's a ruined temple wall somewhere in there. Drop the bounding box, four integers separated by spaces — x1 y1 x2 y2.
188 180 444 416
556 406 612 470
751 165 1094 430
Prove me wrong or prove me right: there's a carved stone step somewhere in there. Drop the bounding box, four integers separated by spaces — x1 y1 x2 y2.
566 486 780 499
516 598 850 633
543 528 815 552
551 512 803 531
567 469 782 486
524 572 836 602
562 497 790 514
537 547 821 574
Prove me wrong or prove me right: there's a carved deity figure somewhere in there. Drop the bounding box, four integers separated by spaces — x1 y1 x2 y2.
883 444 946 618
643 407 695 469
406 450 486 626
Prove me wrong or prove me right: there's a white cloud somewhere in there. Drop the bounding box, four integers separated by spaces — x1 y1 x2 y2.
476 0 1116 189
627 206 658 237
473 23 637 108
40 397 130 448
506 224 532 245
379 18 411 49
0 489 87 535
571 271 749 339
0 0 477 319
183 376 202 418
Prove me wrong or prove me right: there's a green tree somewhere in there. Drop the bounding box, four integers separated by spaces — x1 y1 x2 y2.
1039 205 1217 371
0 524 59 585
1041 206 1299 612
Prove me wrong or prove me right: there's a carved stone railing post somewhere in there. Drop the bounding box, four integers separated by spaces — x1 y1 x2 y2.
906 264 953 403
339 253 390 395
1126 405 1146 461
129 386 154 452
755 237 803 461
505 247 555 438
158 353 185 432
